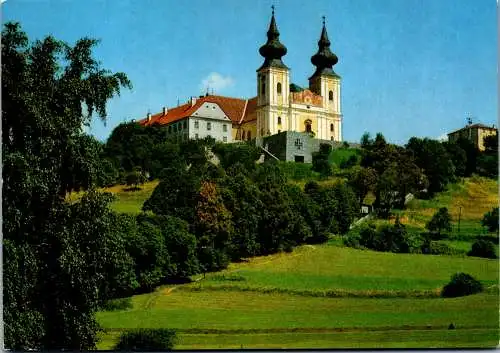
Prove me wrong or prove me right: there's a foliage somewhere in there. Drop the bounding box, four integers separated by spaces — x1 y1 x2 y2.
114 328 177 351
212 142 261 172
340 154 358 169
100 297 133 312
406 137 456 195
126 167 147 189
426 207 452 236
468 239 497 259
441 273 483 298
194 181 234 272
312 143 333 177
2 22 131 350
481 207 499 233
347 166 377 207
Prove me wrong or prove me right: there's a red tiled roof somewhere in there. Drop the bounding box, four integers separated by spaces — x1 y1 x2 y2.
241 97 258 124
138 95 248 126
448 123 498 135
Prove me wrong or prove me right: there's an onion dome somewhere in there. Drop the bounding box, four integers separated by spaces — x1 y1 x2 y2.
310 17 339 78
258 6 288 70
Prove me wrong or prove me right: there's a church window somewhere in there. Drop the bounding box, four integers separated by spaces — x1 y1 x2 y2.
331 136 334 141
330 123 334 132
277 82 282 95
242 131 246 140
207 122 212 130
260 128 264 136
260 76 266 95
304 120 312 133
194 120 199 129
223 136 227 142
295 138 303 150
329 90 334 101
223 124 227 132
247 131 251 140
277 116 282 125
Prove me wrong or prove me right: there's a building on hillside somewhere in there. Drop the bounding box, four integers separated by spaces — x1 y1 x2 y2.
138 9 343 147
447 123 497 151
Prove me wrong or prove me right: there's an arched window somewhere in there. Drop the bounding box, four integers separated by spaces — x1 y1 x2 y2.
260 76 266 95
329 90 334 101
277 116 282 125
242 130 246 140
331 136 334 141
304 119 312 133
277 82 282 94
330 123 334 132
247 131 251 140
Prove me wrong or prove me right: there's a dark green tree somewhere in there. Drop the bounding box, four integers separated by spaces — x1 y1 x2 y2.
2 22 131 350
481 207 499 233
312 143 333 177
348 166 377 207
426 207 453 237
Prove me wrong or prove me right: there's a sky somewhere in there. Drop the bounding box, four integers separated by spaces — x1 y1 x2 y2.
2 0 498 145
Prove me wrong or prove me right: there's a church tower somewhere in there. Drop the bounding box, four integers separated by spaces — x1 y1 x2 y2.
309 18 342 140
256 6 290 138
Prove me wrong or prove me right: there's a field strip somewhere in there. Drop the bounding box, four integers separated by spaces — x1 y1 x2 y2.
179 283 442 298
102 326 498 335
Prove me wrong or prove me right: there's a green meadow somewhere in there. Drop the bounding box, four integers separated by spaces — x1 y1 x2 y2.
94 175 499 349
96 243 499 349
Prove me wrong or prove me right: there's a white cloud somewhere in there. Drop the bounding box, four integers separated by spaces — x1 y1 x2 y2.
436 133 448 142
200 72 234 93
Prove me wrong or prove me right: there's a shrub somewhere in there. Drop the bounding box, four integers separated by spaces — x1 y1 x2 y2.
423 241 463 256
114 328 177 351
468 239 497 259
100 297 133 311
441 273 483 298
481 207 499 233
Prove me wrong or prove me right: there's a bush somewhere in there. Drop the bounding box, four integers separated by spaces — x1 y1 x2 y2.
468 239 497 259
481 207 499 233
423 241 463 256
441 273 483 298
100 297 133 311
114 328 177 351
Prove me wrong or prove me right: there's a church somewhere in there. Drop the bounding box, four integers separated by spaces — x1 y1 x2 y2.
139 8 343 150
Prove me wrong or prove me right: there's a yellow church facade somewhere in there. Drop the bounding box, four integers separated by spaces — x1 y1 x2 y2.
238 11 342 144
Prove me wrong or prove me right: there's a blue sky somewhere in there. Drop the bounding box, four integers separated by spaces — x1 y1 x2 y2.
2 0 497 144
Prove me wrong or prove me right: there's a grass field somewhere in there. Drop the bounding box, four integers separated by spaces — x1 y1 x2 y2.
329 147 361 167
96 244 499 349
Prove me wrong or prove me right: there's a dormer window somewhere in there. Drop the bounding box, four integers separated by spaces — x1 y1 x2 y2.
277 82 282 95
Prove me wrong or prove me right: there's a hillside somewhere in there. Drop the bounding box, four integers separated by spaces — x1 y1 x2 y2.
96 243 499 349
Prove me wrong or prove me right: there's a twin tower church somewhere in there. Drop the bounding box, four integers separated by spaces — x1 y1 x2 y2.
140 9 343 149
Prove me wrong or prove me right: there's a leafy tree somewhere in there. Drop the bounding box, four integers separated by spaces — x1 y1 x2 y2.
2 22 131 350
455 137 479 176
426 207 452 237
406 137 455 195
348 166 377 207
221 166 263 260
443 141 467 177
468 239 497 259
286 184 324 243
312 143 332 177
441 273 483 298
194 181 234 272
126 167 147 190
331 183 359 235
212 142 261 172
481 207 499 233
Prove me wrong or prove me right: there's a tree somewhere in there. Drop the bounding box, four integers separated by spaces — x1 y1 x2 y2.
194 181 234 272
348 166 377 207
443 141 467 177
481 207 499 233
312 143 332 177
426 207 452 237
468 239 497 259
3 22 131 350
126 167 147 190
406 137 455 195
